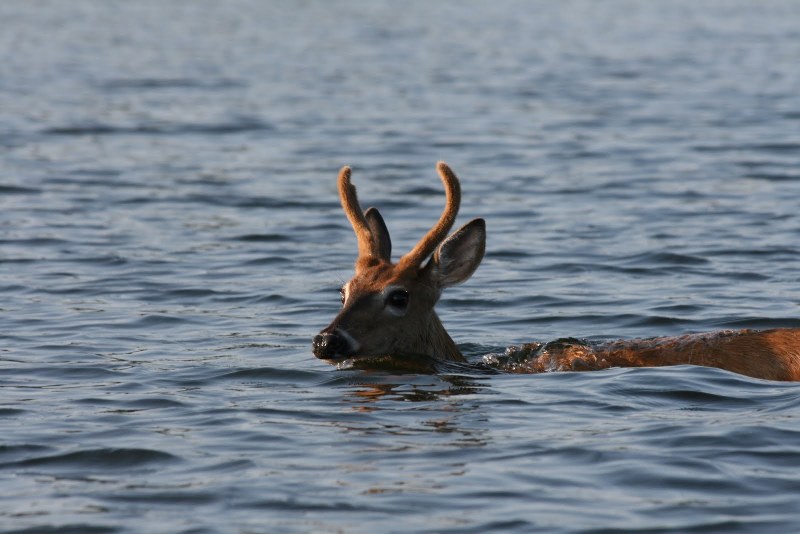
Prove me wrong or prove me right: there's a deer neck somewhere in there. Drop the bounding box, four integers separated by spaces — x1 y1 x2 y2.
418 312 464 362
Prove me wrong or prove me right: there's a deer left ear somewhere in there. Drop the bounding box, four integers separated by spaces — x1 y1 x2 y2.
428 218 485 288
364 207 392 261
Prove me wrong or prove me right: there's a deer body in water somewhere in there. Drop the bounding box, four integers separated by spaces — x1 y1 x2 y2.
312 162 800 381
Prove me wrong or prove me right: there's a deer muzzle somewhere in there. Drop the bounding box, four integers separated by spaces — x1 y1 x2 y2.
312 329 354 360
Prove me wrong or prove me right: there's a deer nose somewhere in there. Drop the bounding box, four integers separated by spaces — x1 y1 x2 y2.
312 331 350 360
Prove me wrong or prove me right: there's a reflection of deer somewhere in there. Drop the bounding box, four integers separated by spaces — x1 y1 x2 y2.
312 162 800 381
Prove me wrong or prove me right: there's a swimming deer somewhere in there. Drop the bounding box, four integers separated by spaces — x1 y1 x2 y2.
312 162 800 381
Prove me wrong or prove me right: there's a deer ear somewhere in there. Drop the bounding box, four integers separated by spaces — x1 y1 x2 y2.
429 218 485 288
364 207 391 261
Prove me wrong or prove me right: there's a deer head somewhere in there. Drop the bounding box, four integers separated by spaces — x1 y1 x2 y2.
312 162 486 363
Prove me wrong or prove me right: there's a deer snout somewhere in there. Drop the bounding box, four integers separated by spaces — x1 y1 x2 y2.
312 329 357 360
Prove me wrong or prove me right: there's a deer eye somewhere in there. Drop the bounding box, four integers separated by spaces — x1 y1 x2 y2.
386 289 409 310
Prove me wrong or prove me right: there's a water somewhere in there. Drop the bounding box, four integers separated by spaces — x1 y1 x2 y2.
2 0 800 532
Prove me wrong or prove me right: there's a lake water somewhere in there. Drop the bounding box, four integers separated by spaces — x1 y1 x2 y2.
2 1 800 532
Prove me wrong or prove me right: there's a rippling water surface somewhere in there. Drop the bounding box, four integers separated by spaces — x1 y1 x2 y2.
2 1 800 532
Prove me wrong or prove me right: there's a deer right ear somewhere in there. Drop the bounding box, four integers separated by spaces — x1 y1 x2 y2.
364 207 391 261
429 218 485 288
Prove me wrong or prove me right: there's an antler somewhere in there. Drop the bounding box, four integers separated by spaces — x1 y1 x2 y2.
338 166 379 260
400 161 461 268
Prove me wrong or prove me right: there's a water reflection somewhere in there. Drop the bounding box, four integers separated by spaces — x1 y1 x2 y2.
345 375 488 404
335 372 493 452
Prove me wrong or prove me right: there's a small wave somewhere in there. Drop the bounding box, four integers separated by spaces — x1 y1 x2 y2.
3 524 118 533
622 315 698 328
333 353 499 377
243 256 293 266
693 142 800 154
42 119 272 137
0 237 69 247
214 366 321 382
233 233 291 243
76 397 187 410
240 497 367 513
711 317 800 329
744 173 800 182
99 77 244 90
2 366 122 381
621 251 709 266
116 194 333 210
701 246 799 258
0 184 40 195
160 288 227 299
59 254 128 266
1 448 179 471
722 271 771 282
249 293 302 305
132 314 196 328
0 444 51 458
100 490 218 505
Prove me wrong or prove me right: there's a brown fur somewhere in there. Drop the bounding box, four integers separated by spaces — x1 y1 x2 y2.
330 259 465 362
317 163 471 363
515 329 800 381
318 162 800 381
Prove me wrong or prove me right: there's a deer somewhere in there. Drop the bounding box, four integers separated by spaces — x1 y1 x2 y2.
312 162 800 381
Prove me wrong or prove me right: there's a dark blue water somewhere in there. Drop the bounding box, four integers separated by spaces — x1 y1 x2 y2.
2 1 800 532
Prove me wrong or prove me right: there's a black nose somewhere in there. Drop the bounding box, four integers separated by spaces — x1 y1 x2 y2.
312 332 349 360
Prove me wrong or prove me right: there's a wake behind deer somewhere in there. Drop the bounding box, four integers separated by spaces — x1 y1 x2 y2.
312 163 800 381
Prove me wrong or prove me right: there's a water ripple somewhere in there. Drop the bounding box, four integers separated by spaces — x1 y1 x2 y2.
3 1 800 533
42 119 273 137
2 448 180 471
